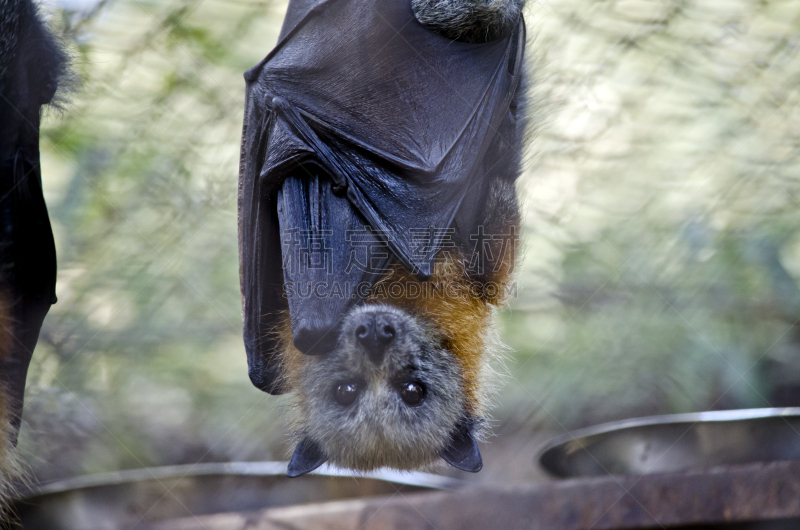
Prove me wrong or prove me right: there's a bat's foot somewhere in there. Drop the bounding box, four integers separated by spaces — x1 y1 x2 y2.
411 0 525 43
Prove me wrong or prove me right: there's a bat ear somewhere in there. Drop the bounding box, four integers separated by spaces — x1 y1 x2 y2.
441 422 483 473
287 437 328 478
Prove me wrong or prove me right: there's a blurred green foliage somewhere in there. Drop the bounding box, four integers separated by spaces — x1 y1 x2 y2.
24 0 293 482
19 0 800 483
502 0 800 431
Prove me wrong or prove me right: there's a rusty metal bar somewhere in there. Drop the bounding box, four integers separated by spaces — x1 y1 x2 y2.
150 460 800 530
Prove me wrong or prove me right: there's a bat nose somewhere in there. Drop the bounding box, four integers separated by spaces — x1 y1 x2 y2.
355 314 396 365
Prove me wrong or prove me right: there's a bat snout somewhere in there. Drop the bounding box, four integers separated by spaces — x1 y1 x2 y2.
355 312 397 366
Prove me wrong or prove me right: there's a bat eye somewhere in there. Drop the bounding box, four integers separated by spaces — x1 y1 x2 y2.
333 382 360 406
399 382 426 406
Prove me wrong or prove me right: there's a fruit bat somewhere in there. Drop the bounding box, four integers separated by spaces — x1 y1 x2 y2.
0 0 65 446
238 0 526 474
1 0 68 506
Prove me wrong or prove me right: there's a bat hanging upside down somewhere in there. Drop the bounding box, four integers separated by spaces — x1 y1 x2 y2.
1 0 68 509
239 0 528 475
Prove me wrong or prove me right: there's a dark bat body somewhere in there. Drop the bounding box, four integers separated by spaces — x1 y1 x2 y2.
239 0 527 474
0 0 67 507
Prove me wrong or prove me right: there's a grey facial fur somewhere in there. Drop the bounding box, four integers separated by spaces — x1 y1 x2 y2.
296 304 466 471
411 0 525 43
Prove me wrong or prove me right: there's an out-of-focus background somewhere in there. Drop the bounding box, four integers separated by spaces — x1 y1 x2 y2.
24 0 800 487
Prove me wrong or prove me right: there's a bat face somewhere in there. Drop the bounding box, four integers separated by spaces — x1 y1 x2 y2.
293 304 467 471
282 242 512 476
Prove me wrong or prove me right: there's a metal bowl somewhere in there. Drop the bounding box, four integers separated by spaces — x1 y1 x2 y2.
538 407 800 478
11 462 461 529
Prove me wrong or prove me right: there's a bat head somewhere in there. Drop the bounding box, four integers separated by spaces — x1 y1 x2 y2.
287 302 483 476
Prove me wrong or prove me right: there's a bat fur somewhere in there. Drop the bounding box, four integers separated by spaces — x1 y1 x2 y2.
0 296 20 515
411 0 526 42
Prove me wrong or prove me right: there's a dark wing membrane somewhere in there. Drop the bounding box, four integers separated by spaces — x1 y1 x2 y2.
278 172 391 356
247 0 525 276
0 154 57 436
238 102 288 394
